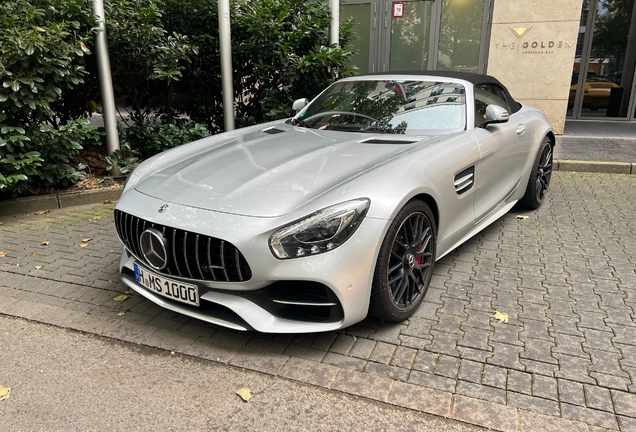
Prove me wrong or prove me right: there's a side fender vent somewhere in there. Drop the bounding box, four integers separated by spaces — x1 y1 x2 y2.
454 166 475 195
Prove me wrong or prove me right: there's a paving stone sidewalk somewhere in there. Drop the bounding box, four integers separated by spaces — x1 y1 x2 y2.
1 171 635 432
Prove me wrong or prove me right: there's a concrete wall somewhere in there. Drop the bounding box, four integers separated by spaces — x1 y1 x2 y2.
487 0 583 134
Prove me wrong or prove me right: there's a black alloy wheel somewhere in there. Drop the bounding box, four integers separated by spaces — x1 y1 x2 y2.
519 137 553 209
535 144 552 201
370 201 436 322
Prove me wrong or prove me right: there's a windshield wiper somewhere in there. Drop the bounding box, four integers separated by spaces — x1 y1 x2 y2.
361 127 406 135
291 118 312 129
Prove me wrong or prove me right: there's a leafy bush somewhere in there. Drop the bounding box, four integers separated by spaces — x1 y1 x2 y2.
0 0 357 196
123 120 208 157
105 0 198 129
105 143 140 174
0 0 99 196
163 0 358 133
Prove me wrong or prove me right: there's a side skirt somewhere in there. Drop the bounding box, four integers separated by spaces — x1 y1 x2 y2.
436 200 518 260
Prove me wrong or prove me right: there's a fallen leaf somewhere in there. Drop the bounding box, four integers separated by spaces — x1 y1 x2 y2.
515 215 529 220
113 294 131 302
0 383 20 402
31 253 36 257
0 385 11 402
80 244 88 248
0 252 6 258
40 241 49 246
492 311 509 324
93 216 103 220
117 312 125 316
35 266 43 269
0 222 4 225
104 200 113 204
82 238 92 242
39 370 43 373
236 388 252 402
80 42 87 52
110 250 114 253
34 210 50 215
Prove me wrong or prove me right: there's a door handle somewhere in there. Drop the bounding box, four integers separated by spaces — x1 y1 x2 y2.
516 124 527 135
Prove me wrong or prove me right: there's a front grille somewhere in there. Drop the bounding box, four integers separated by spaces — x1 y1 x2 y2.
114 210 252 282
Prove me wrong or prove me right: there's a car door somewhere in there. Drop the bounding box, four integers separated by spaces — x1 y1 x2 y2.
471 84 532 222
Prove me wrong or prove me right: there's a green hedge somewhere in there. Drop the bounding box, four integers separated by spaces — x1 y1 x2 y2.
1 0 357 197
0 0 100 196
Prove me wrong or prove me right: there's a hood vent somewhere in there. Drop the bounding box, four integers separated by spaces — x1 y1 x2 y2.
361 138 418 145
263 127 286 135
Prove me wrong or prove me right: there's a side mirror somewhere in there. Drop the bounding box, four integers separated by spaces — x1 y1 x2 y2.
292 98 309 113
481 104 509 128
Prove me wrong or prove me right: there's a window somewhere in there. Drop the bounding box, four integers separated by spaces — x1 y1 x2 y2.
300 80 466 135
474 84 511 127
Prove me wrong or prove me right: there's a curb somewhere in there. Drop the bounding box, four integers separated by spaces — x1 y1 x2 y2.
0 186 123 217
554 159 635 174
0 160 634 217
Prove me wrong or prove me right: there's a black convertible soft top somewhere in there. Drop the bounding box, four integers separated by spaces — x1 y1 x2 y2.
360 70 522 113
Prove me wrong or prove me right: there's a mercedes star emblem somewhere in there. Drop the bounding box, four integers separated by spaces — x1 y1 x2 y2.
158 204 169 213
139 228 170 270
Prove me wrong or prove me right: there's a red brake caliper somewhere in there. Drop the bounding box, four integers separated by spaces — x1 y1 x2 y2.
416 242 423 265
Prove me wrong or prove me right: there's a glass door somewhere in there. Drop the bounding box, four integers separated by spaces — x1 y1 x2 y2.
340 0 493 75
436 0 488 73
568 0 636 120
386 0 435 72
340 1 377 74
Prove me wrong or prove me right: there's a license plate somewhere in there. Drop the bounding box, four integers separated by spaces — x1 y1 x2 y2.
134 263 200 307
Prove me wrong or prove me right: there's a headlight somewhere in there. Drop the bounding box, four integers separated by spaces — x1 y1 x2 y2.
269 199 370 259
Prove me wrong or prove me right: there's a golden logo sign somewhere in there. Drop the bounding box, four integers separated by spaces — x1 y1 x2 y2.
510 27 532 39
494 26 571 53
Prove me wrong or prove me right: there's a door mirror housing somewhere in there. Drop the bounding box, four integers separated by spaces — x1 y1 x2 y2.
481 104 510 128
292 98 309 113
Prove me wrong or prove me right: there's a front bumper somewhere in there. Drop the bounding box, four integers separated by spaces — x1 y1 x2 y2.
116 190 389 333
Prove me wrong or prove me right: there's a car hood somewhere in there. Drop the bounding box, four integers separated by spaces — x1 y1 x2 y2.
135 123 441 217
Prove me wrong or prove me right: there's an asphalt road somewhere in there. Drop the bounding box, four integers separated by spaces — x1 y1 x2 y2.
0 315 485 432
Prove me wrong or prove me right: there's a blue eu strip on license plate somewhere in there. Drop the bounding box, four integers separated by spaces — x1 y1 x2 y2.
133 263 200 307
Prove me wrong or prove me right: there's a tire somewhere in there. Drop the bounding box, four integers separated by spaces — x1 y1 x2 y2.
518 137 553 210
369 200 436 322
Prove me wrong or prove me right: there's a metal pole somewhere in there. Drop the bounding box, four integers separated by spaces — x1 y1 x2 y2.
329 0 339 46
92 0 120 176
218 0 235 131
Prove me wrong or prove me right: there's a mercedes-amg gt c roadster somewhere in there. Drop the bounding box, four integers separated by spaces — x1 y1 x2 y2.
114 71 554 333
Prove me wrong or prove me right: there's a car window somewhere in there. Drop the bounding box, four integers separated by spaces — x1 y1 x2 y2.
474 84 511 127
299 80 467 135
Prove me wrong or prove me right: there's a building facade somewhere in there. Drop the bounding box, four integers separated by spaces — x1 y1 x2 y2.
340 0 636 133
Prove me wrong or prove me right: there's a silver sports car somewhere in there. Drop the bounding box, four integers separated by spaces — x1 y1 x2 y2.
114 72 554 333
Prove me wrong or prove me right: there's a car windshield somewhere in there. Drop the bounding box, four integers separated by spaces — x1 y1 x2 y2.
297 79 466 135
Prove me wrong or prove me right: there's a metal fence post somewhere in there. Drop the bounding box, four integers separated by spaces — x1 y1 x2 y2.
92 0 120 176
329 0 339 46
218 0 235 131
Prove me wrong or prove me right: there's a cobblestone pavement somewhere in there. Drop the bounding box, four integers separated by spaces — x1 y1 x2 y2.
1 171 635 432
